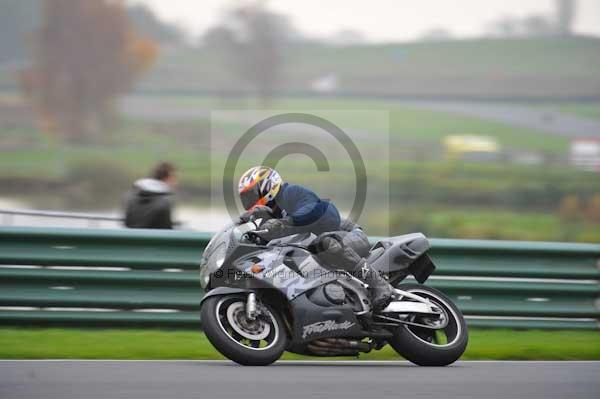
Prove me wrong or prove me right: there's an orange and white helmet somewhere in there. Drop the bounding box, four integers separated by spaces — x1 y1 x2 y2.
238 166 283 210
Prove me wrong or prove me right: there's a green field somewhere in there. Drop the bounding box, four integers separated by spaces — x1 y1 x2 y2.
3 36 600 98
547 103 600 120
139 36 600 98
2 91 599 241
147 95 571 153
386 207 600 243
0 95 572 184
0 328 598 360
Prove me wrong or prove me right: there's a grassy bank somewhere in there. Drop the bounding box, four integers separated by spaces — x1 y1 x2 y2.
546 103 600 120
140 37 600 98
388 208 600 243
4 37 600 97
2 94 599 242
0 328 598 360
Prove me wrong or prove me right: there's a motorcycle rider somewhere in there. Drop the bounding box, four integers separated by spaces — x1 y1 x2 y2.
237 166 394 310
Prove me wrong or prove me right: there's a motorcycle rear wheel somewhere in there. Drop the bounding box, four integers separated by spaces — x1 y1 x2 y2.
201 294 288 366
388 283 468 366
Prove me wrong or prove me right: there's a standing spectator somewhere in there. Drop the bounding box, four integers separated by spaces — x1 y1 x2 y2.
124 162 176 229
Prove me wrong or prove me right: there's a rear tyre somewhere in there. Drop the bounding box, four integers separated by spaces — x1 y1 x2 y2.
388 283 468 366
201 295 287 366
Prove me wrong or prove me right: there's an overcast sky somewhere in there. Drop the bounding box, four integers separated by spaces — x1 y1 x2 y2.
128 0 600 42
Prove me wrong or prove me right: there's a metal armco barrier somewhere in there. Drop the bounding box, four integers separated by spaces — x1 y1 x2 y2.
0 227 598 330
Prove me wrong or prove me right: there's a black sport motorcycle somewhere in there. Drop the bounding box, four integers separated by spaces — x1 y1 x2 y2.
199 219 468 366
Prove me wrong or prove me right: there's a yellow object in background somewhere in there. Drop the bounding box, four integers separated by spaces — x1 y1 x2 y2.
444 135 500 158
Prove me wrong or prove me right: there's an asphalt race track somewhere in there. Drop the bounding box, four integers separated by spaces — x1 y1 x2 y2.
121 96 600 138
1 360 598 399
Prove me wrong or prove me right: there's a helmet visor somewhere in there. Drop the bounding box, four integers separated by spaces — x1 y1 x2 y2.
240 185 261 210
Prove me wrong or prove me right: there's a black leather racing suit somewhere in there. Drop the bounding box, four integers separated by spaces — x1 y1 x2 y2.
316 218 370 272
316 219 394 310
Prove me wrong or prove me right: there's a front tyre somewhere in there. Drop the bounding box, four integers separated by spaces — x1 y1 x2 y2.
201 295 287 366
388 283 468 366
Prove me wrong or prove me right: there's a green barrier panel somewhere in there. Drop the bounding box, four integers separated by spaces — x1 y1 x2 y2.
1 268 598 297
0 227 210 269
0 268 199 286
0 226 598 329
0 311 596 330
430 255 600 279
0 280 596 318
464 318 598 330
429 279 599 296
0 282 203 310
0 227 598 279
0 310 202 328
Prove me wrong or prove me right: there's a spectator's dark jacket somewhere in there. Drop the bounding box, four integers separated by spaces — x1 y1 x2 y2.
271 183 341 234
124 178 173 229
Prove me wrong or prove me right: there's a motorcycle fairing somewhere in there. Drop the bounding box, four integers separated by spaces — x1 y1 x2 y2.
287 293 363 344
369 233 436 282
207 230 367 344
199 286 252 306
232 245 339 300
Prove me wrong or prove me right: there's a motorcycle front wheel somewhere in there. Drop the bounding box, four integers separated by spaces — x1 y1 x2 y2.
388 283 468 366
200 294 288 366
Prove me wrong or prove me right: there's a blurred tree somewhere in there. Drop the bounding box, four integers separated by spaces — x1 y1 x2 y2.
0 0 40 63
486 16 521 38
126 4 185 45
559 194 581 221
20 0 158 142
585 194 600 222
420 28 454 42
203 3 295 104
521 15 556 37
555 0 576 36
203 26 236 50
328 29 367 46
487 13 558 38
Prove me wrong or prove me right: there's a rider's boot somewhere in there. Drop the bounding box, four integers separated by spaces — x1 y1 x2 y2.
358 262 394 311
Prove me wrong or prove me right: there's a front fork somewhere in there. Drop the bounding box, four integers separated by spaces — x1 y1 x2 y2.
245 292 258 320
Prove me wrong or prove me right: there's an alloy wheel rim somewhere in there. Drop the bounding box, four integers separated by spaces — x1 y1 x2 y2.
403 289 462 348
215 297 280 351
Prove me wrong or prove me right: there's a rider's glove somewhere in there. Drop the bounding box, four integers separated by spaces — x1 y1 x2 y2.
237 205 274 225
256 217 294 241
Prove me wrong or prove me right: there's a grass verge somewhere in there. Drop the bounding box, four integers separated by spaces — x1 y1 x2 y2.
547 103 600 120
0 328 598 360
